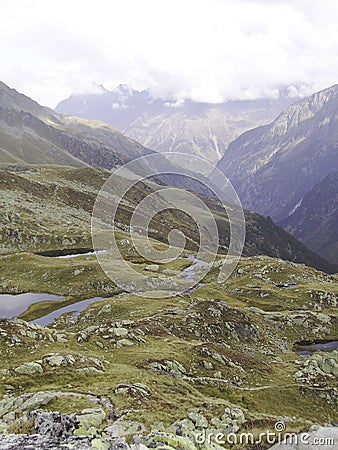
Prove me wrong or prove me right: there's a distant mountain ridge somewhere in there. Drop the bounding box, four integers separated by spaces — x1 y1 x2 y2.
216 84 338 222
56 84 299 170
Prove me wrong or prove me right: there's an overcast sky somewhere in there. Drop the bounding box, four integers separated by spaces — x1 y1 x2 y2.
1 0 338 107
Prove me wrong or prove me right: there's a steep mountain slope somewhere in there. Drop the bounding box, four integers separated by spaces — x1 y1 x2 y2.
0 81 154 170
216 84 338 221
0 164 335 273
56 85 297 169
279 172 338 265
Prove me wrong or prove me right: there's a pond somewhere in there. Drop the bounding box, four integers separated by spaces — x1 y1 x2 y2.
0 254 208 324
275 283 298 289
0 293 105 327
0 293 64 318
36 248 108 259
57 250 108 259
293 340 338 355
32 296 103 326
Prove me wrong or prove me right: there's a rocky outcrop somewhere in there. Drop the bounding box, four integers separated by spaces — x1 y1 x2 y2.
114 383 150 398
148 360 187 377
14 362 43 375
76 408 106 436
0 406 246 449
2 353 106 380
0 392 58 423
158 300 262 343
0 434 97 450
139 407 245 449
31 411 79 438
0 318 68 347
294 351 338 382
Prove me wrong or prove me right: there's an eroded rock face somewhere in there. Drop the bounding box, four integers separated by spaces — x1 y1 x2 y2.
216 85 338 223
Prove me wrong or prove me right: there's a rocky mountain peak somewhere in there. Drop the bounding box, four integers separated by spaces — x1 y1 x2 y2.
271 84 337 138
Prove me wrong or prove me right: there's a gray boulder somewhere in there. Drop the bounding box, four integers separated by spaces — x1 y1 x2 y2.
30 410 79 438
14 362 43 375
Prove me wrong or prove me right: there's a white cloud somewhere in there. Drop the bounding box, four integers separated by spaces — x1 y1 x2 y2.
0 0 337 107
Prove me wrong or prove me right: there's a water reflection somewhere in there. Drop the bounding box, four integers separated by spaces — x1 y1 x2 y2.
0 293 64 318
32 297 103 326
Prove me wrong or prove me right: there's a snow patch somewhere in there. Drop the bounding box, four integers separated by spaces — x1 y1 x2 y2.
288 197 303 216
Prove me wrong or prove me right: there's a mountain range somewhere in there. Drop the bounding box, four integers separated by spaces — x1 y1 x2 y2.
0 80 335 272
56 82 337 266
56 84 298 171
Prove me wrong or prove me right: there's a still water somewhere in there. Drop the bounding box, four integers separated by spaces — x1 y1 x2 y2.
0 293 64 318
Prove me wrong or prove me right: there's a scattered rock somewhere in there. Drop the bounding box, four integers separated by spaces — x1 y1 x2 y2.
75 408 106 436
148 360 187 377
145 264 160 272
294 350 338 382
114 383 150 397
105 420 147 438
116 338 134 347
14 362 43 375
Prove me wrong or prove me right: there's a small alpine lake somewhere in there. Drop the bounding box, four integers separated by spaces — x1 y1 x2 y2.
0 293 64 318
293 339 338 355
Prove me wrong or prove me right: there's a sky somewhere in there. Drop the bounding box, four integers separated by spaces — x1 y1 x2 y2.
1 0 338 108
